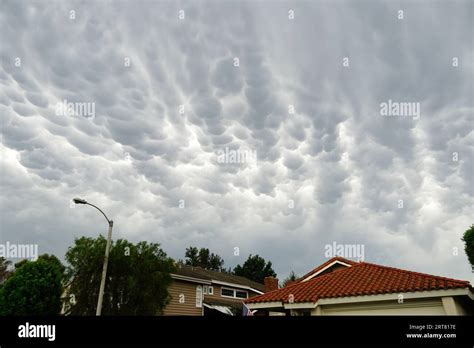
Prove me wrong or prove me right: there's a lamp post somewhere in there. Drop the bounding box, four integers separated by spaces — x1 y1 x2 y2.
73 198 113 316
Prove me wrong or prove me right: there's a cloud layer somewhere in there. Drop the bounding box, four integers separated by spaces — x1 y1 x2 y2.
1 0 473 281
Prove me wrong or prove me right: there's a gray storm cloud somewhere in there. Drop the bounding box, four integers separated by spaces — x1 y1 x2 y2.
0 0 472 281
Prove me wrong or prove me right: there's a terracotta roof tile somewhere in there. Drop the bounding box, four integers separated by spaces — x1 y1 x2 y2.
246 258 471 304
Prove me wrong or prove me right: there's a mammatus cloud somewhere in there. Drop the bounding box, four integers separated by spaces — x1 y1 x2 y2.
0 0 472 281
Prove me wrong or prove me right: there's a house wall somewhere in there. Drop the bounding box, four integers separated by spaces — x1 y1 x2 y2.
205 285 230 301
310 298 446 316
441 296 467 315
163 280 203 316
164 279 263 316
204 284 260 302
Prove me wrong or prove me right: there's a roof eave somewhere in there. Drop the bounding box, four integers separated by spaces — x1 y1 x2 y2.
171 273 212 284
246 287 474 310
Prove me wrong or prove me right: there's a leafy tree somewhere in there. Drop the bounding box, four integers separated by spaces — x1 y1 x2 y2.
0 254 64 315
462 224 474 269
14 259 29 270
37 254 65 272
184 246 199 265
0 257 12 283
233 254 277 283
65 236 175 315
184 246 225 271
281 270 299 287
222 266 233 274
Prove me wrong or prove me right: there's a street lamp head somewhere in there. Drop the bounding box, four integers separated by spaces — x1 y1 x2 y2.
73 197 88 205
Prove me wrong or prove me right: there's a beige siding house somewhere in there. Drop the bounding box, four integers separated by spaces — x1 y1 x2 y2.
163 279 204 316
163 264 273 316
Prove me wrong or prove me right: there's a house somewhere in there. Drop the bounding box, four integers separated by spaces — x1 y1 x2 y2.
163 264 275 316
245 257 474 316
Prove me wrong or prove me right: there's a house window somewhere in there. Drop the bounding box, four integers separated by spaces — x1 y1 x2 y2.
221 288 248 299
202 285 214 295
221 288 235 297
203 285 214 295
235 290 248 299
196 286 202 308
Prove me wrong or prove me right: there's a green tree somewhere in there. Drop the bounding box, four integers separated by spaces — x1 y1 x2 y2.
14 259 28 269
0 257 12 283
0 254 64 315
184 246 199 265
233 254 277 283
65 236 175 315
281 270 299 287
184 246 225 271
462 224 474 269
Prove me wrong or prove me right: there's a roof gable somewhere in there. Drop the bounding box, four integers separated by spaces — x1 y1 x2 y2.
298 257 357 282
246 260 471 304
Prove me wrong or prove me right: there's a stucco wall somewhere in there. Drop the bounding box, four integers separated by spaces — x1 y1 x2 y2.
312 298 446 315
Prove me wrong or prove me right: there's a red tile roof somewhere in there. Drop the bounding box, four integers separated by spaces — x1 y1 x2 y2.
246 257 471 304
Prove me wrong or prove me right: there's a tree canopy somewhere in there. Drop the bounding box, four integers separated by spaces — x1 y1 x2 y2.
0 254 64 315
281 270 299 287
233 254 277 283
65 236 175 315
184 246 225 271
0 257 12 284
462 224 474 269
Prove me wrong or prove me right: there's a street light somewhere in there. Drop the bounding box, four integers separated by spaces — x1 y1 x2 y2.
73 197 113 316
73 198 87 205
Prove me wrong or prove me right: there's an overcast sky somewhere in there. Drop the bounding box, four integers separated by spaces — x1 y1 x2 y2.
1 0 473 282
